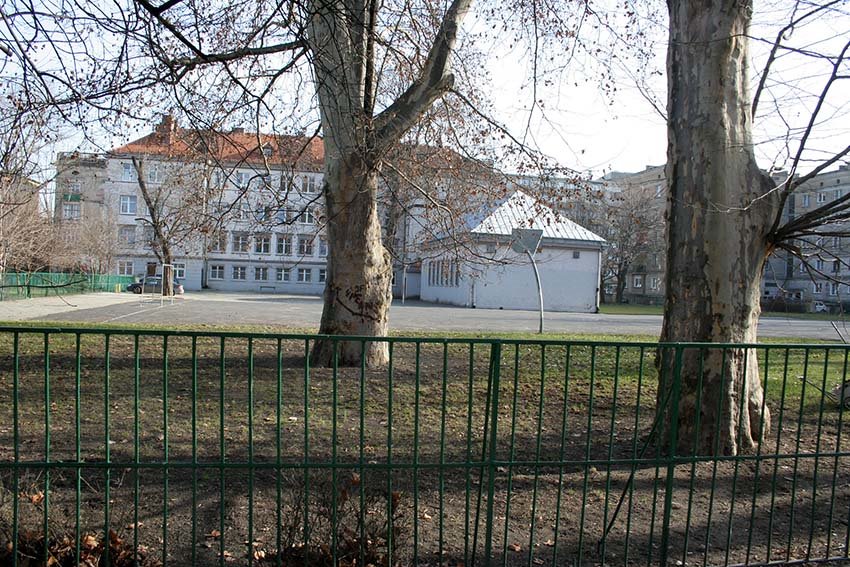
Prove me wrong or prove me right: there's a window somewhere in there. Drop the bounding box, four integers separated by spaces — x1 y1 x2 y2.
834 237 842 249
254 234 271 254
319 237 328 257
210 265 225 280
572 250 581 259
277 234 292 255
816 258 825 270
119 195 137 215
817 192 827 203
650 277 660 291
318 269 327 283
802 194 811 207
233 233 250 253
262 145 274 158
633 275 643 289
302 175 318 193
834 260 841 274
235 171 249 188
62 202 81 220
835 189 843 200
173 262 185 279
208 232 227 253
830 282 840 296
147 164 163 184
276 267 290 282
117 261 134 276
813 282 823 293
297 268 312 283
118 226 136 245
66 180 81 194
298 209 316 225
143 227 155 247
122 163 136 181
298 235 314 256
486 242 497 254
232 266 247 280
254 267 269 281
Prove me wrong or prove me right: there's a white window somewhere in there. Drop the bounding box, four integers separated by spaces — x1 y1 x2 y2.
834 237 842 248
277 234 292 255
650 277 660 291
816 258 825 270
319 237 328 257
118 226 136 245
297 268 312 283
254 234 271 254
633 275 643 289
254 267 269 281
122 163 136 181
298 209 316 225
235 171 249 188
298 235 314 256
173 262 185 279
62 202 81 220
232 266 247 280
143 227 155 247
802 194 810 208
66 180 81 194
318 269 327 283
835 189 843 200
233 233 250 253
276 267 290 282
210 265 225 280
302 175 318 193
813 282 823 293
147 164 163 184
486 243 497 254
834 260 841 274
572 250 581 259
117 261 134 276
209 232 227 253
818 192 827 203
119 195 137 215
830 282 839 296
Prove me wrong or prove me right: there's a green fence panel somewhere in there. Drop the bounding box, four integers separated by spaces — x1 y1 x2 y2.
0 272 134 301
0 326 848 566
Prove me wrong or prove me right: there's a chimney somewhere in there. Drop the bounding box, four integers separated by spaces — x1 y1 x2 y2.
156 114 177 144
231 127 245 135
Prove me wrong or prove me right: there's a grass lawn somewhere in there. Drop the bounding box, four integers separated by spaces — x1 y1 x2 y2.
0 322 848 566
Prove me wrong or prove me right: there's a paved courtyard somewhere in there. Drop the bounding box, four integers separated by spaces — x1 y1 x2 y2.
0 290 846 340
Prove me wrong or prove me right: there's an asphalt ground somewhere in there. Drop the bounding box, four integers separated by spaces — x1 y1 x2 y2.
0 291 846 341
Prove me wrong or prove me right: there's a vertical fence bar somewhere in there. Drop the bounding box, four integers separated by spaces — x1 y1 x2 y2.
681 347 706 566
359 340 367 567
191 336 198 566
600 346 621 562
438 341 449 562
527 344 546 567
302 338 311 561
501 344 521 567
162 335 169 566
386 341 394 566
103 333 111 564
624 346 646 564
551 344 571 565
133 334 141 562
43 333 51 566
577 345 596 565
472 341 496 567
826 349 849 558
702 348 729 567
331 341 339 567
808 348 831 561
413 342 421 566
724 347 750 567
745 346 771 564
766 348 791 564
219 336 226 567
464 343 475 564
276 338 283 567
659 344 684 567
11 332 19 567
787 347 811 562
483 341 502 566
74 333 82 565
247 337 255 567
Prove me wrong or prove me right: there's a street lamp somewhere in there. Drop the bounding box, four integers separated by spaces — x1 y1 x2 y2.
511 228 545 334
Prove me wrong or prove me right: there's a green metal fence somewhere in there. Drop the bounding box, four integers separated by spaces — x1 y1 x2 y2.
0 272 134 301
0 326 849 566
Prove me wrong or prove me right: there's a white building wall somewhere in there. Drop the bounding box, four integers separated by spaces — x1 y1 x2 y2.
421 243 601 312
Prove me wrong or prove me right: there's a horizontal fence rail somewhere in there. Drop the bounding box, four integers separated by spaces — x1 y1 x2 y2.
0 326 849 566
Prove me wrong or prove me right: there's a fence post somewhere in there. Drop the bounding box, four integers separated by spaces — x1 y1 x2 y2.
660 345 684 565
483 342 502 566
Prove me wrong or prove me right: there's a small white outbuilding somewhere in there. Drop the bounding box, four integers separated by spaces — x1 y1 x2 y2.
419 190 606 312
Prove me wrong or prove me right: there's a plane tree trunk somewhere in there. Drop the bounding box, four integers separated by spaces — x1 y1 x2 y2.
658 1 782 456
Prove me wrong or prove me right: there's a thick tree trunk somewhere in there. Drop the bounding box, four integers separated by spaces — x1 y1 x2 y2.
311 154 392 367
659 1 781 456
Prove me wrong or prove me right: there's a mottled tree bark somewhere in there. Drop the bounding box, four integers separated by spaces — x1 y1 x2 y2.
659 1 781 455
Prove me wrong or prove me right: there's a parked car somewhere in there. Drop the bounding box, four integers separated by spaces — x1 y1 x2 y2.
813 301 829 313
127 276 184 295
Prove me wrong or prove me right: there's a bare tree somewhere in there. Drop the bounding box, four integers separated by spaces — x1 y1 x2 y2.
660 1 849 455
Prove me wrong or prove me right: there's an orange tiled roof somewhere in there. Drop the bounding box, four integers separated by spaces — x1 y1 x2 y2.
110 118 325 172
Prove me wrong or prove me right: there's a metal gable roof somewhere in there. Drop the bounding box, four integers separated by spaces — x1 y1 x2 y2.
466 190 605 243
